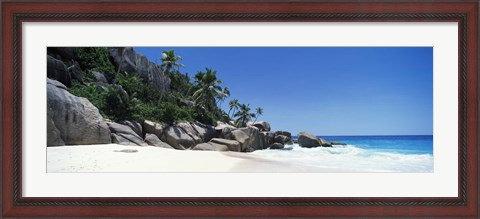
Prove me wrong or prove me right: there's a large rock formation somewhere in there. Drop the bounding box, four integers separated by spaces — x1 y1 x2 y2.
297 131 332 148
210 138 241 152
47 79 111 145
47 107 65 146
108 47 170 92
47 55 72 87
192 142 229 151
250 121 271 132
107 122 147 146
143 120 167 140
227 126 264 152
144 133 174 149
162 125 196 150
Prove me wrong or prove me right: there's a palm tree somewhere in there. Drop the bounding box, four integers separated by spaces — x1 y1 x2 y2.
192 68 223 112
234 104 256 127
216 87 230 108
253 107 264 123
160 50 184 76
228 99 239 118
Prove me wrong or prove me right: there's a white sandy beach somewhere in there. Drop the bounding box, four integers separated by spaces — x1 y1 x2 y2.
47 144 354 173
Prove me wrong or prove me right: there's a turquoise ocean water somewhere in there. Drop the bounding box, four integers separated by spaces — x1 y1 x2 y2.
251 135 433 172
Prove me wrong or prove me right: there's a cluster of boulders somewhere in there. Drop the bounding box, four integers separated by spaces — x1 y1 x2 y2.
47 80 294 152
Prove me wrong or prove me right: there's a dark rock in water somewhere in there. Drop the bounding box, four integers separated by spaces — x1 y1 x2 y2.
107 122 147 146
90 71 108 83
297 131 321 148
274 135 289 144
250 121 271 132
261 131 275 149
274 130 292 139
318 138 332 147
210 138 241 152
331 141 347 145
47 79 111 145
285 140 294 145
162 125 195 150
144 133 174 149
279 147 294 150
47 55 72 87
269 143 285 149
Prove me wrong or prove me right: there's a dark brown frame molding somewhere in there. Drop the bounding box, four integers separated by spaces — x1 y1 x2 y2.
1 0 479 217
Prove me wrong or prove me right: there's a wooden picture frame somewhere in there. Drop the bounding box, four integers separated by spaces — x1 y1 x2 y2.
1 0 478 217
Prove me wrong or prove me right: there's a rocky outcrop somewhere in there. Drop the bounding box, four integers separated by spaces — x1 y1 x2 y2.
261 131 274 149
297 131 332 148
215 121 236 138
274 135 289 144
332 141 347 145
47 79 111 145
107 122 147 146
67 62 84 83
162 125 196 150
108 47 170 92
143 120 167 140
210 138 241 152
227 126 263 152
121 120 143 138
192 142 229 151
47 107 65 146
250 121 271 132
144 133 174 149
47 55 72 87
269 143 285 149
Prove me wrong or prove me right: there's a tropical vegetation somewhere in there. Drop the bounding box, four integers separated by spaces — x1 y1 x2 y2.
68 48 263 127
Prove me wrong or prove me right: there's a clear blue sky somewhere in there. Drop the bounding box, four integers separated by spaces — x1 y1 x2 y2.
134 47 433 136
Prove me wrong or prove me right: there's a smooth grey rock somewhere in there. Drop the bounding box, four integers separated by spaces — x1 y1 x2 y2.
228 126 262 152
250 121 271 132
121 120 143 138
261 131 275 149
47 79 111 145
269 143 285 149
210 138 241 152
177 122 202 144
107 122 147 146
143 120 167 140
192 142 229 151
108 47 170 92
144 133 174 149
274 135 289 144
162 125 195 149
275 130 292 140
47 55 72 87
47 107 65 146
297 131 321 148
331 141 347 145
67 62 84 83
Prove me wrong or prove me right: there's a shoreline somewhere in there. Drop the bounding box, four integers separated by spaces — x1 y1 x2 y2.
47 144 357 173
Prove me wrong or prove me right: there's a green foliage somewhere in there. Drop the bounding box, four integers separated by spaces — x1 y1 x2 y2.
74 48 116 81
68 48 263 127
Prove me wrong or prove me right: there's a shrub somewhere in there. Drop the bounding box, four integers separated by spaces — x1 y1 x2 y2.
74 48 116 81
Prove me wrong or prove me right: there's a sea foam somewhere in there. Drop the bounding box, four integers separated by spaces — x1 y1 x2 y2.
251 144 433 172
